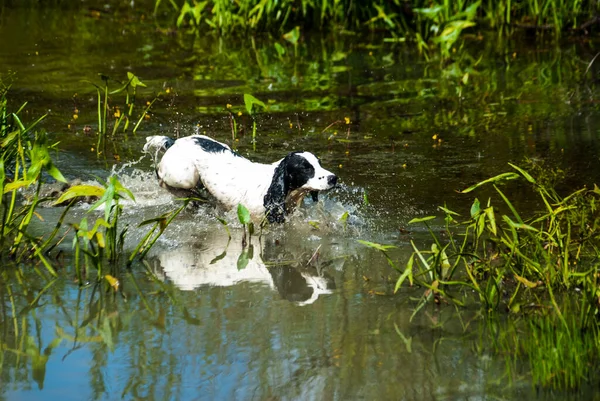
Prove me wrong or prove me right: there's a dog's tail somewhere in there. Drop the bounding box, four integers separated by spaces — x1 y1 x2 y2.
143 135 175 165
143 135 175 154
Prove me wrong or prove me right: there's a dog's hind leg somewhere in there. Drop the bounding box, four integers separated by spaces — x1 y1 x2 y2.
160 180 211 201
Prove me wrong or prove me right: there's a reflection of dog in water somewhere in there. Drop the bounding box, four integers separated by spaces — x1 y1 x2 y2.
148 231 336 305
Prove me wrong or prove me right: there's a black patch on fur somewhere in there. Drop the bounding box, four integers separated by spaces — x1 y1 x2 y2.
161 137 175 150
264 152 315 223
192 137 239 156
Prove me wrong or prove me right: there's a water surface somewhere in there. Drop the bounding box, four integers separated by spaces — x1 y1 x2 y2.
1 3 600 400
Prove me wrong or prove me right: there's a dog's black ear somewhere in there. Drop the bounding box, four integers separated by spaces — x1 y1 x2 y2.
264 159 289 223
310 191 319 202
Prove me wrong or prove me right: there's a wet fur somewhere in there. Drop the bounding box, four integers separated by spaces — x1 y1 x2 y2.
143 135 337 223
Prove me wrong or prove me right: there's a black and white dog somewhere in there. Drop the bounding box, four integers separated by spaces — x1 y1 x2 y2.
143 135 338 223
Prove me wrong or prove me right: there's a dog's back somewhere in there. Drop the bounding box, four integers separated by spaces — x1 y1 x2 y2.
144 134 337 222
145 135 275 215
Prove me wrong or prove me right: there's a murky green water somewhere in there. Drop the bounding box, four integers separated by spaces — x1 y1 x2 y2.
2 3 600 400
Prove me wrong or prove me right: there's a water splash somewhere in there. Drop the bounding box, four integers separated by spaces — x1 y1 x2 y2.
110 154 147 177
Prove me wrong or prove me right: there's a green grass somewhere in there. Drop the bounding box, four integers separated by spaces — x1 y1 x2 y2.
0 77 67 274
361 160 600 390
155 0 600 56
85 72 155 157
360 160 600 320
479 312 600 391
0 75 182 286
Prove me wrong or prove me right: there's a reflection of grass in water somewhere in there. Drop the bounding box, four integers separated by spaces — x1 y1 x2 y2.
527 314 598 390
487 312 599 391
361 160 600 390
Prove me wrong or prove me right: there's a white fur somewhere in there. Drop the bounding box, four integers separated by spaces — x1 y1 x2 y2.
297 151 339 191
149 231 334 305
145 135 337 221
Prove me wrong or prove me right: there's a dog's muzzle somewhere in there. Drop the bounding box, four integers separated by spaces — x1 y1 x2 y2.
327 175 338 187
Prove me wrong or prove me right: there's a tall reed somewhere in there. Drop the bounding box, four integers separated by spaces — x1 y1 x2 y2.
361 161 600 322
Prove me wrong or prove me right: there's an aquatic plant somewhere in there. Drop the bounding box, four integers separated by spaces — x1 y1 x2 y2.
362 161 600 321
243 93 266 149
56 176 134 283
156 0 600 57
128 199 190 265
0 76 183 286
236 203 254 248
0 79 67 274
225 103 239 144
360 161 600 390
56 177 190 285
85 72 154 157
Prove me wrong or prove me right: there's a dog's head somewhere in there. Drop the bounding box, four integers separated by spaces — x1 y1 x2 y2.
264 152 337 223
